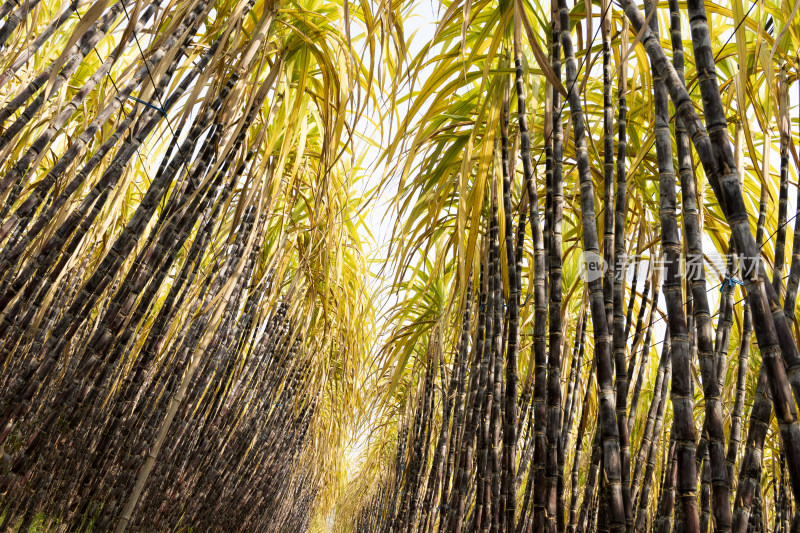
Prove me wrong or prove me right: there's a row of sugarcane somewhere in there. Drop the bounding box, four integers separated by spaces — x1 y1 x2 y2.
0 0 366 529
349 0 800 531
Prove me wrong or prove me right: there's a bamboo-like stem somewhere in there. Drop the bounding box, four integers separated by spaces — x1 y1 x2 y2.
630 328 670 509
567 351 594 533
116 204 257 532
489 179 504 533
556 0 626 528
576 428 601 533
643 1 700 529
546 1 565 526
620 0 800 513
450 262 489 533
626 277 660 435
500 73 518 533
653 436 677 533
732 364 773 533
774 62 790 295
667 1 733 528
633 335 671 533
515 1 548 528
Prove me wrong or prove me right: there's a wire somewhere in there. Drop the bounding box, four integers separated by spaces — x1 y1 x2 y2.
618 2 796 348
118 1 176 137
684 0 758 97
73 4 161 190
526 0 615 177
503 1 612 255
622 208 800 348
714 1 758 64
532 1 789 349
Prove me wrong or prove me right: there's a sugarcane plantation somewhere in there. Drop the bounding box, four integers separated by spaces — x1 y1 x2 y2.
0 0 797 531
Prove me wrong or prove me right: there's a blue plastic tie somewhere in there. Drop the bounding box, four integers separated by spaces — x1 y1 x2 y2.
128 95 167 117
720 277 744 292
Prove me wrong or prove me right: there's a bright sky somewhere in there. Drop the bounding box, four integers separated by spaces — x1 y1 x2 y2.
337 0 441 508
